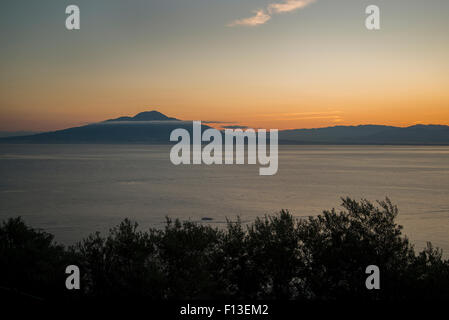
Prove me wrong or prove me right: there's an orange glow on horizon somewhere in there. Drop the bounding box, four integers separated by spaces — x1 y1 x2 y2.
1 0 449 133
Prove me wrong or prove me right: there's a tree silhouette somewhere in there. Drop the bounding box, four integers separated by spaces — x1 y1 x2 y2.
1 198 449 300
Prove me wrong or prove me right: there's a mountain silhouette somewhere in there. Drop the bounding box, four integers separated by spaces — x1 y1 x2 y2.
0 131 38 138
1 111 449 145
0 111 205 144
279 124 449 145
105 111 178 122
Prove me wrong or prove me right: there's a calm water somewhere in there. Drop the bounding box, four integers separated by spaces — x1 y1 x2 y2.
0 144 448 255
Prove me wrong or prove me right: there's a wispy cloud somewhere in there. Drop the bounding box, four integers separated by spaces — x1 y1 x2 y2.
229 0 316 27
228 9 271 27
259 111 342 117
202 120 237 124
221 125 249 129
268 0 316 14
275 115 343 121
259 110 343 122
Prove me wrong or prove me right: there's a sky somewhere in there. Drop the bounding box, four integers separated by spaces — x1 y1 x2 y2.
0 0 448 131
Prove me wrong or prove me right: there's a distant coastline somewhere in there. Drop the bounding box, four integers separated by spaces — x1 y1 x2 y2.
1 111 449 145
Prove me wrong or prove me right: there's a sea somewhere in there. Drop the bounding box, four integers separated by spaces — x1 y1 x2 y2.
0 144 448 255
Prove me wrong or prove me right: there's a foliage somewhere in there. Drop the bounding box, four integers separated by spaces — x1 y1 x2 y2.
1 198 449 300
0 217 72 300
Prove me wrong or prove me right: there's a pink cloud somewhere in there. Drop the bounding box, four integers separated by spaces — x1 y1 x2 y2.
228 9 271 27
228 0 316 27
269 0 316 14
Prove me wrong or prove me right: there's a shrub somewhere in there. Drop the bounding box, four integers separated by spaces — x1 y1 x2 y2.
0 217 73 300
75 218 165 298
1 198 449 300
